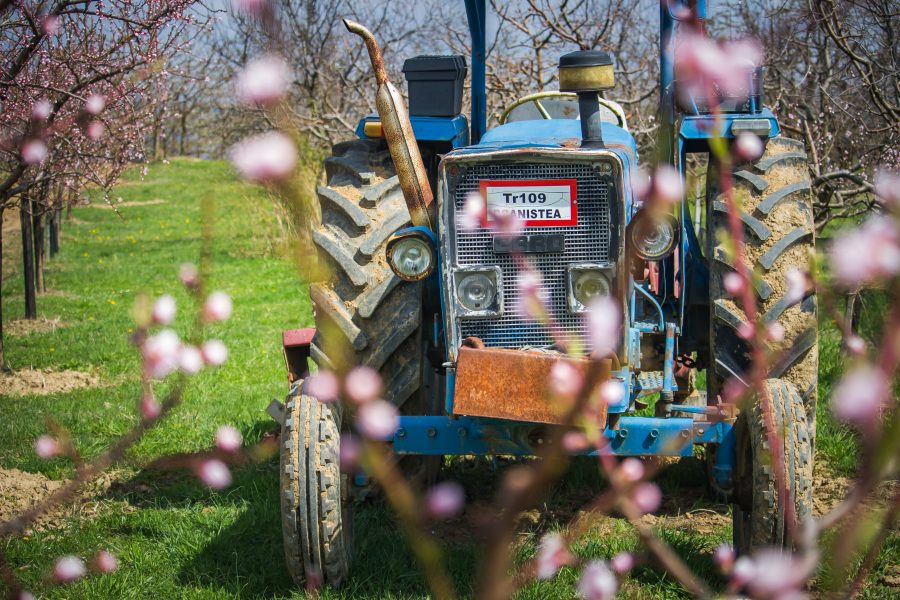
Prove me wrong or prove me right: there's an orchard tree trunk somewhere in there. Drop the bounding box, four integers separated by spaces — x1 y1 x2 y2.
49 208 59 257
20 197 36 319
33 209 45 293
179 111 188 155
0 205 5 368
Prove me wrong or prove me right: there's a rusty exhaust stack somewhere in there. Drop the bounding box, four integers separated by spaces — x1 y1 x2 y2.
343 19 434 231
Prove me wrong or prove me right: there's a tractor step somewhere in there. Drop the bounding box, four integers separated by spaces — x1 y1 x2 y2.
635 371 677 398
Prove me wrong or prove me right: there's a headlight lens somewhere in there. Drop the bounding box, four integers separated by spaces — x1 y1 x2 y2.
387 235 434 281
628 210 679 261
454 268 502 316
567 265 613 313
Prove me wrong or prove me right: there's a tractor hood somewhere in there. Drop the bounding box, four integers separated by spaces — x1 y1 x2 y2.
475 119 637 159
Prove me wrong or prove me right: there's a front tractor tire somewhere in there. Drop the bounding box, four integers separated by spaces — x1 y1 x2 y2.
732 379 813 553
706 136 818 435
280 381 351 587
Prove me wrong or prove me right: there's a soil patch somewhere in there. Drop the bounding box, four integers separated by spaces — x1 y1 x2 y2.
82 198 167 209
0 468 115 534
0 368 100 396
5 316 64 336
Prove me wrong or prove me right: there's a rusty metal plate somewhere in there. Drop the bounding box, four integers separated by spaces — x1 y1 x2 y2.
453 345 610 424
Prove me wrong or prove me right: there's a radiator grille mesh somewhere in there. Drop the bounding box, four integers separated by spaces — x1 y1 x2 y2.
451 161 612 349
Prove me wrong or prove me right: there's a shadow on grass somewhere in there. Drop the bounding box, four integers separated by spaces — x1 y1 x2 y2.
96 447 727 598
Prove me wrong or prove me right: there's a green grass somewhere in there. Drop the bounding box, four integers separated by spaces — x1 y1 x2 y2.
0 158 893 599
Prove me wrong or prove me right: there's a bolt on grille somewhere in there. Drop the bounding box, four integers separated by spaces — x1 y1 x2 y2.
451 161 612 350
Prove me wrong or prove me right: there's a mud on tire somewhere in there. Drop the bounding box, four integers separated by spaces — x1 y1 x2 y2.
310 139 426 413
280 381 351 587
706 136 818 436
732 378 813 553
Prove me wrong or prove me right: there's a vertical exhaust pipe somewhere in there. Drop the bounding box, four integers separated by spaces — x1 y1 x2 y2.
343 19 434 231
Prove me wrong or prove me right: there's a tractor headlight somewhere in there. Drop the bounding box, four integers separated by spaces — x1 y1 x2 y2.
454 267 502 317
567 265 613 313
627 210 679 261
386 230 435 281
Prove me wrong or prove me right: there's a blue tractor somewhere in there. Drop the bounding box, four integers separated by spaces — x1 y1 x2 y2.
277 0 817 587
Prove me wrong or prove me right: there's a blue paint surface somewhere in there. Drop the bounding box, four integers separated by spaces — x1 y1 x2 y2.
355 114 470 147
392 415 732 459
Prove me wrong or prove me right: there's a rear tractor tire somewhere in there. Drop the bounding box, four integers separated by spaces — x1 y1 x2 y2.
732 378 813 553
312 139 440 483
706 136 818 435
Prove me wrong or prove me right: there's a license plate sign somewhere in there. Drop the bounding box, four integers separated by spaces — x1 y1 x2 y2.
480 179 577 227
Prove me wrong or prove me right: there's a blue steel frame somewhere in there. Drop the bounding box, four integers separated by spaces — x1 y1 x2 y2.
341 0 797 490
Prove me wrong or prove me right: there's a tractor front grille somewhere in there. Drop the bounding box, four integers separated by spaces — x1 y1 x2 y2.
449 160 614 351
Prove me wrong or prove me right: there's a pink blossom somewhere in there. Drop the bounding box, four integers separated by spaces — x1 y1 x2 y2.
549 360 584 399
339 433 361 472
460 191 485 230
723 272 744 296
562 430 590 452
42 15 60 36
491 210 524 236
179 263 199 287
599 380 625 406
178 344 204 375
784 268 808 305
344 366 382 405
829 215 900 288
676 32 762 106
610 551 634 574
577 560 617 600
306 370 339 403
536 533 572 579
85 94 105 115
734 132 764 161
21 139 47 164
142 329 181 379
86 121 104 141
231 0 269 15
587 297 621 357
230 131 297 183
203 291 232 322
34 435 61 459
201 340 228 366
830 365 888 426
631 168 652 202
215 425 242 453
517 268 546 321
731 556 756 585
746 549 811 597
355 399 399 441
713 543 735 573
632 482 662 514
53 556 86 583
32 99 52 120
152 294 176 325
619 457 644 482
17 590 35 600
845 335 865 355
874 171 900 208
94 551 118 573
425 481 465 520
140 395 161 420
650 165 684 205
236 54 290 106
766 321 785 343
737 321 755 341
196 458 232 489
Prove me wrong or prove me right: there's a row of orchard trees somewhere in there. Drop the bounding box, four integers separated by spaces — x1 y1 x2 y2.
0 0 204 366
187 0 895 229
